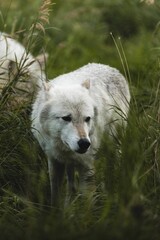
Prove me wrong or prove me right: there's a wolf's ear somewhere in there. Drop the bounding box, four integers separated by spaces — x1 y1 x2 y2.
42 81 53 100
82 79 90 90
36 53 48 70
42 81 51 91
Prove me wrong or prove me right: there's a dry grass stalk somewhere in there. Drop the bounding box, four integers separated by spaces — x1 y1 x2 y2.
140 0 155 5
30 0 54 34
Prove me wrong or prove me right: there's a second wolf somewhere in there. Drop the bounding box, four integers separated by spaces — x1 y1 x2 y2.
0 32 47 106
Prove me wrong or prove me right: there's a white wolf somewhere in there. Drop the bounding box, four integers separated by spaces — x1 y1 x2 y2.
0 32 47 106
31 63 130 205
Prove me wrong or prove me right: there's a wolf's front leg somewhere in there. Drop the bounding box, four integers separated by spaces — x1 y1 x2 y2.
65 162 77 205
48 158 65 206
78 166 96 197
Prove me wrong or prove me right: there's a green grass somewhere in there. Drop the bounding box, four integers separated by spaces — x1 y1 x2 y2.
0 0 160 239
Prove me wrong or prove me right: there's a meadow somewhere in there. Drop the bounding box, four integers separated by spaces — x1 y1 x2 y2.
0 0 160 239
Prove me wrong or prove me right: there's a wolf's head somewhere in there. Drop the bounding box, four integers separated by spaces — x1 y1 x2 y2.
40 80 96 154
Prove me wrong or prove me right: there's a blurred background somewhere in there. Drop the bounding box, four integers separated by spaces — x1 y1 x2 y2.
0 0 159 79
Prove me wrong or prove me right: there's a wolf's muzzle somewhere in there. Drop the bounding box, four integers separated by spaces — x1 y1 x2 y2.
77 138 90 154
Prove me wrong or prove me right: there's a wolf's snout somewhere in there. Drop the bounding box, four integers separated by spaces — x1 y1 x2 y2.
77 138 90 154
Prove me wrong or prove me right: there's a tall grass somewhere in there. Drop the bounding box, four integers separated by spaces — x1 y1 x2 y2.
0 0 160 239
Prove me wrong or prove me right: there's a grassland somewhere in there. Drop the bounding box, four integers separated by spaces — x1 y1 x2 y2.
0 0 160 239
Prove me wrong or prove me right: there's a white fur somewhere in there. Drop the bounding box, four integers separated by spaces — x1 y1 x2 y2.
0 32 46 104
31 63 131 204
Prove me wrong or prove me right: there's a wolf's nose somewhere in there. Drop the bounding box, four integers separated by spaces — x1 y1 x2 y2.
78 138 90 152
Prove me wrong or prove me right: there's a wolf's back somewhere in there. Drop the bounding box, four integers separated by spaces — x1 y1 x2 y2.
51 63 130 118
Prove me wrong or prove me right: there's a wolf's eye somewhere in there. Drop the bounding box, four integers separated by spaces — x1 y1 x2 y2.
62 116 72 122
85 116 91 122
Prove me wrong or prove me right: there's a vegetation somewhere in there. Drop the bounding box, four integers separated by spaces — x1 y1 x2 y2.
0 0 160 239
